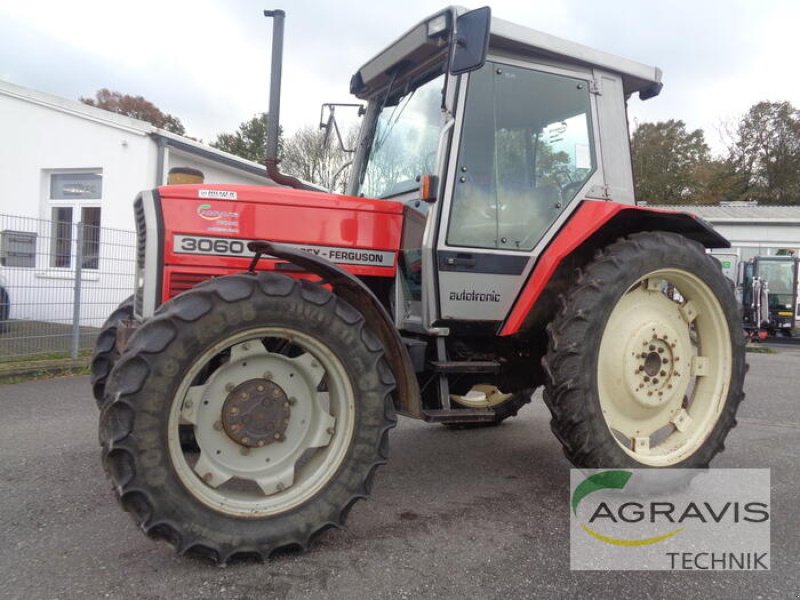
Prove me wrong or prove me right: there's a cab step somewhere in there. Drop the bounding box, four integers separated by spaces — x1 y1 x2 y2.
428 360 501 374
422 408 497 424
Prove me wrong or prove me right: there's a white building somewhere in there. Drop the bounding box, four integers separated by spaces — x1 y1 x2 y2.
665 205 800 260
0 79 275 327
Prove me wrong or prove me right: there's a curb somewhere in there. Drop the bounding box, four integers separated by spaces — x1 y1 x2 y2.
0 358 89 380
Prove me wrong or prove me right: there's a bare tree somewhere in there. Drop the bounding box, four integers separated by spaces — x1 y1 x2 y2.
282 125 356 192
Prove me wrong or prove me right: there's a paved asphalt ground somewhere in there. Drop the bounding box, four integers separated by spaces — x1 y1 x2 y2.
1 350 798 600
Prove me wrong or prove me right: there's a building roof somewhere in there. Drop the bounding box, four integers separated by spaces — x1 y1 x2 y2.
0 78 273 182
650 205 800 224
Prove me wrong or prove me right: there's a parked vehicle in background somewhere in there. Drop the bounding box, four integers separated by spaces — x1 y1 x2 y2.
739 255 799 338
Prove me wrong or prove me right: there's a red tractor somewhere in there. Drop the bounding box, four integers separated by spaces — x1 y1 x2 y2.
95 7 745 562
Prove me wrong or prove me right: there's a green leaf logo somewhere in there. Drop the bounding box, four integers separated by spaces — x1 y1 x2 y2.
572 470 684 546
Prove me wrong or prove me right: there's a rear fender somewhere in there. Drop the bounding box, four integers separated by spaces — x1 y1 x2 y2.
249 241 422 418
500 201 729 336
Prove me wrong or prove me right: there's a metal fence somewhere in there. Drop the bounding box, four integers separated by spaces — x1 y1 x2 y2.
0 214 136 363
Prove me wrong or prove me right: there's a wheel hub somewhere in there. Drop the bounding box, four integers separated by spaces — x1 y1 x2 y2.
222 379 291 448
625 325 685 409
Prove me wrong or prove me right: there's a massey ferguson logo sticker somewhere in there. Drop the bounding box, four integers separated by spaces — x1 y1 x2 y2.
196 204 240 221
198 189 238 200
173 234 395 268
196 204 240 234
449 289 501 302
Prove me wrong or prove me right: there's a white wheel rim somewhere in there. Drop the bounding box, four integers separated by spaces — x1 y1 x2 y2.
597 268 732 466
167 327 355 517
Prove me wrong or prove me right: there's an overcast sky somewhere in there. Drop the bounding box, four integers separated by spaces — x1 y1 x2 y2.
1 0 798 156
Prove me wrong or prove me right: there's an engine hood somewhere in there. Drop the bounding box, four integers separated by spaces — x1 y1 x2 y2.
156 184 405 277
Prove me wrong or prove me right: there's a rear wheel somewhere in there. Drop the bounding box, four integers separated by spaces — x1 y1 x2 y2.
100 273 396 562
543 232 745 468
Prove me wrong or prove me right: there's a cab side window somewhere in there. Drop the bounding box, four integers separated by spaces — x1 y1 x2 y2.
447 63 596 250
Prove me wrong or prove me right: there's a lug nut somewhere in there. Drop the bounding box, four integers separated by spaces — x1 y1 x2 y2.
213 421 223 431
288 397 297 406
649 345 655 351
257 385 264 392
264 371 273 380
225 383 235 392
657 348 664 354
660 370 666 377
662 358 669 364
240 446 250 456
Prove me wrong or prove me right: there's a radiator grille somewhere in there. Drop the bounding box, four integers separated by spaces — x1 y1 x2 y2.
133 197 146 316
168 272 212 297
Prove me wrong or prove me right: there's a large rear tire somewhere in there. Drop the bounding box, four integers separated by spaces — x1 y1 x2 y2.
543 232 745 468
100 273 396 563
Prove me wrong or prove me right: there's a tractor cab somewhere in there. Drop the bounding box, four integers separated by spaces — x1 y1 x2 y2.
346 6 663 333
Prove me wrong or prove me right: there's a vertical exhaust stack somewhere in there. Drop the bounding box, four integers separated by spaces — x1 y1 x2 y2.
263 9 314 190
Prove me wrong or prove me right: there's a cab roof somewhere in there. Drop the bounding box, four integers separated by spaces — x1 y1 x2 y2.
351 6 663 100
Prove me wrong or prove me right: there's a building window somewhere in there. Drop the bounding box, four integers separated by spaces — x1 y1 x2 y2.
48 171 102 269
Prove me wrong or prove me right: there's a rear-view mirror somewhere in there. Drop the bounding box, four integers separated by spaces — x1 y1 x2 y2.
449 6 491 75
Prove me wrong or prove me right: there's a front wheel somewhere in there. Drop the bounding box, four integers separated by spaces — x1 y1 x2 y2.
543 232 745 468
91 295 134 407
100 273 396 562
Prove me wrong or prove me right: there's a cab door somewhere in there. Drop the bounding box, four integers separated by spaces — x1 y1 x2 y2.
434 60 599 323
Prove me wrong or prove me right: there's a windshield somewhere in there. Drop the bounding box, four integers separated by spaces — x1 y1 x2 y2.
357 73 445 199
759 260 796 306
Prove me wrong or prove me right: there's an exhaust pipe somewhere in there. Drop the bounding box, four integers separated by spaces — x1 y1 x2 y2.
263 9 314 190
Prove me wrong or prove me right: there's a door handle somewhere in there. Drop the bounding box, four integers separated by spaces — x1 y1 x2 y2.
445 255 476 268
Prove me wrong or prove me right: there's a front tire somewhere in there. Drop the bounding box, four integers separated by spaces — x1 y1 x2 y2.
100 273 396 562
91 295 134 407
543 232 745 468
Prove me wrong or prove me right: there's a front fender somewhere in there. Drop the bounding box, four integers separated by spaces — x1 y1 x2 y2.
248 241 422 418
